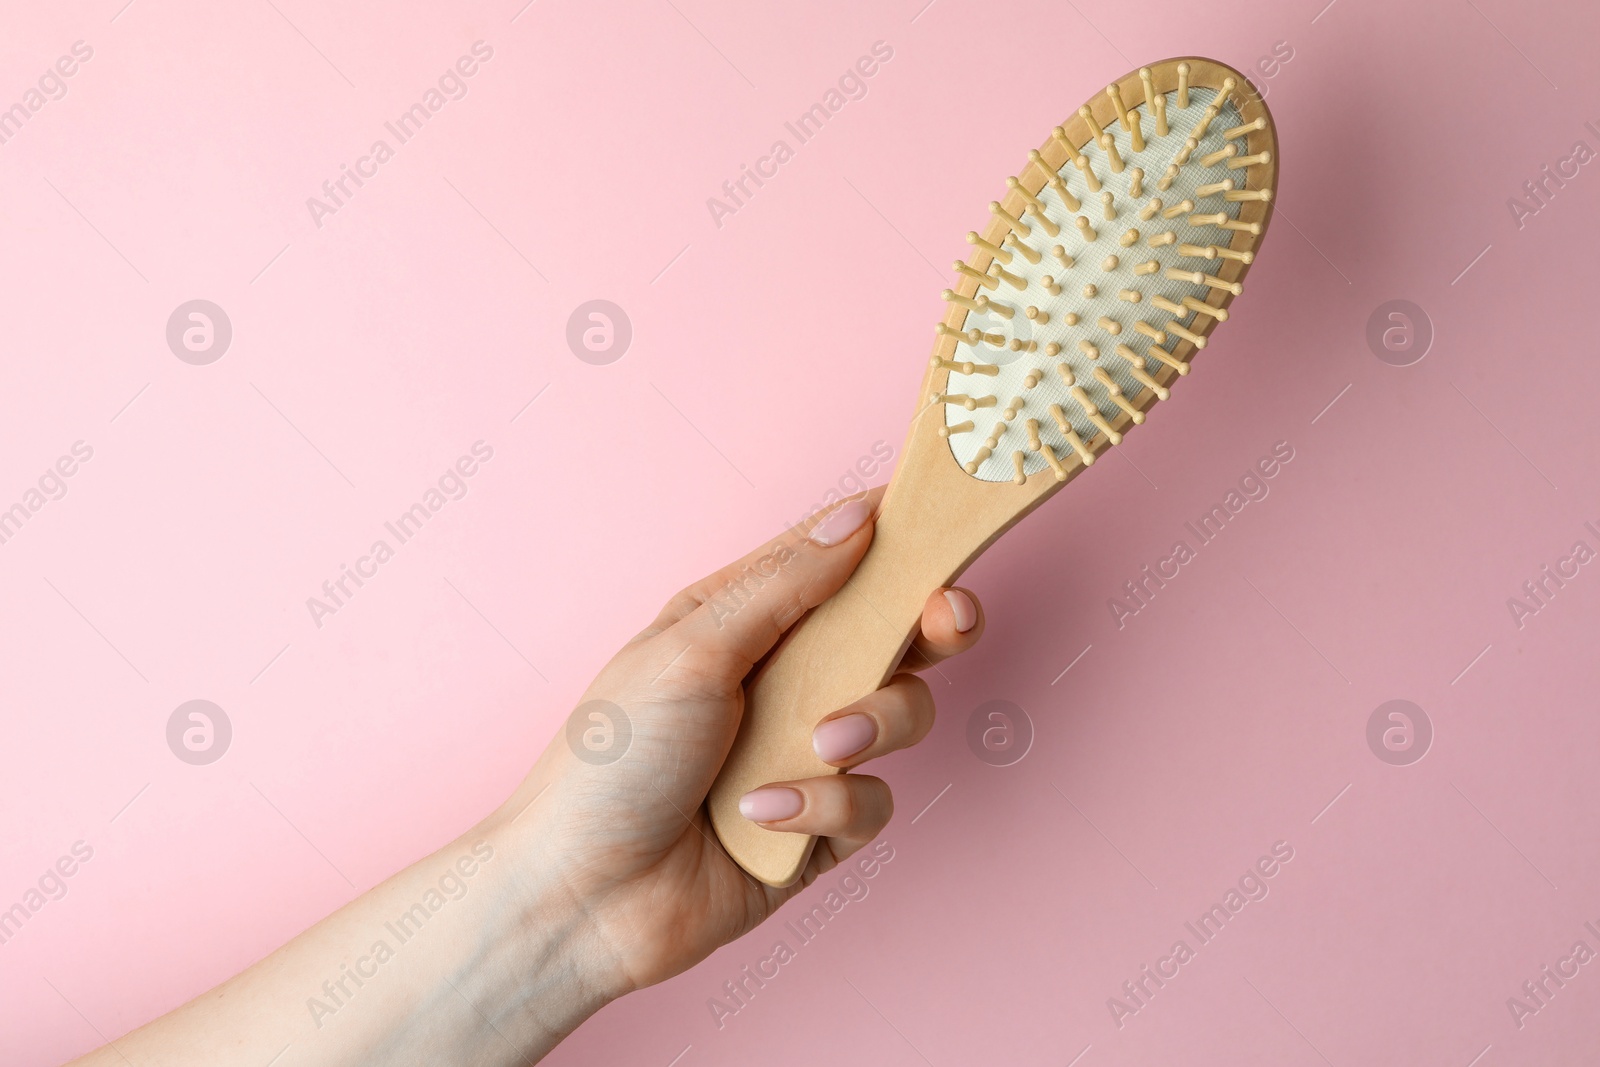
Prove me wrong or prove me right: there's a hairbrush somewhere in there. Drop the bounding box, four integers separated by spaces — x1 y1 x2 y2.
708 57 1278 886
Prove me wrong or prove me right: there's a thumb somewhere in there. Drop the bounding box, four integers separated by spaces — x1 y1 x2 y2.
669 490 880 674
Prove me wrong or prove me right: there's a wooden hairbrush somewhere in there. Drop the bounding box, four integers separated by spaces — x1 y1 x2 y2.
708 57 1278 886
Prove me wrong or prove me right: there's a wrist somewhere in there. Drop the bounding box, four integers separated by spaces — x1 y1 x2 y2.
450 805 625 1053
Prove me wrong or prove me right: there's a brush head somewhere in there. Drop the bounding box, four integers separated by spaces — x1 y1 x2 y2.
930 58 1277 484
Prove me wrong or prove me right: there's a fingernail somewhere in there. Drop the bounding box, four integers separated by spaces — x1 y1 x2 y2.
808 498 872 546
739 787 805 823
945 589 978 633
813 713 877 763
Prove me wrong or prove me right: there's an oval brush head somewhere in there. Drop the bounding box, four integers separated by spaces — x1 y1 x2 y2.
937 59 1275 481
708 58 1277 888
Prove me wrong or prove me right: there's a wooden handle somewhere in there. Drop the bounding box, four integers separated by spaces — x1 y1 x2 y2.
707 489 973 886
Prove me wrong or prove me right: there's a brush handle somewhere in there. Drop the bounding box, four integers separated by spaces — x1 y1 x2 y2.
706 490 967 886
705 417 1051 886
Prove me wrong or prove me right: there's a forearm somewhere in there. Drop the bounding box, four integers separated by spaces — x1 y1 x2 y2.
71 802 616 1067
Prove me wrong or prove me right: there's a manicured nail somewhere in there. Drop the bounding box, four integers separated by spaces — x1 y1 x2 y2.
808 498 872 546
739 787 805 823
813 713 877 763
945 588 978 632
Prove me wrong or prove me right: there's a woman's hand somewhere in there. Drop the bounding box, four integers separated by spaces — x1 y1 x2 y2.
65 489 984 1067
493 487 984 997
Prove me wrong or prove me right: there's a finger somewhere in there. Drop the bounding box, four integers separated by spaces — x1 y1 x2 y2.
810 673 934 769
736 774 892 852
898 586 984 673
668 492 886 671
645 486 887 636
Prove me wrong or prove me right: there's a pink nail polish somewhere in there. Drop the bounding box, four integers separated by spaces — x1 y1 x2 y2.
808 498 872 546
945 589 978 633
813 713 877 763
739 787 804 822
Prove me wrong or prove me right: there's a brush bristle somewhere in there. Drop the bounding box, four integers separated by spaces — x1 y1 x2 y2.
935 64 1273 484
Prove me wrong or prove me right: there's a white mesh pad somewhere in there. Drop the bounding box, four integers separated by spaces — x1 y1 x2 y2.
944 88 1247 482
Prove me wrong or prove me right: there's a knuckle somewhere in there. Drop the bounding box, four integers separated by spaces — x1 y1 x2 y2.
883 675 935 743
872 778 894 823
834 784 862 828
702 547 812 633
768 586 810 632
898 672 934 706
843 776 890 829
662 586 700 618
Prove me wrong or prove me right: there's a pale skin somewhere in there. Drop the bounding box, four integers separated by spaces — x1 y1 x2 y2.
67 488 984 1065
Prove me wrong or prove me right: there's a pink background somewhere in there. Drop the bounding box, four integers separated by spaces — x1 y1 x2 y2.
3 0 1597 1062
